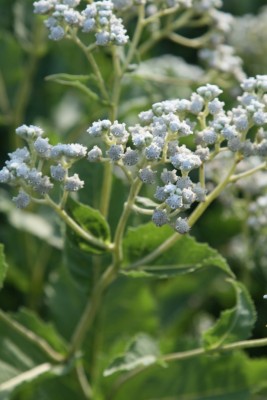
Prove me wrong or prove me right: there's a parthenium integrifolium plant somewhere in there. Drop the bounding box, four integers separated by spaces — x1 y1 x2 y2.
1 0 267 398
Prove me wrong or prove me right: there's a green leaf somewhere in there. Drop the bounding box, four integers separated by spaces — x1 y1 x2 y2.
0 244 8 290
0 309 69 398
123 222 234 278
0 190 62 249
112 350 252 400
45 74 99 101
45 267 88 341
66 197 111 255
11 308 68 354
202 280 257 350
103 334 160 377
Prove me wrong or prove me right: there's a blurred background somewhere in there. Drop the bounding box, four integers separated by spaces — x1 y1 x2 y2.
1 0 267 383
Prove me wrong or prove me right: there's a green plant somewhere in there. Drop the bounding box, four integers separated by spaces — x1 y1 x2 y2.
1 1 267 399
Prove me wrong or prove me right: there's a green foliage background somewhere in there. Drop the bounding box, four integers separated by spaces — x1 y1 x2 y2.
1 0 267 399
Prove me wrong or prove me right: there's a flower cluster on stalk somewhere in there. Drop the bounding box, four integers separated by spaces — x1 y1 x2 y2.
0 125 87 208
1 75 267 233
33 0 129 45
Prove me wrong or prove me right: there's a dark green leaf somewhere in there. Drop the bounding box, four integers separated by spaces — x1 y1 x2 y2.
45 267 87 341
104 334 160 377
0 244 8 290
112 350 252 400
12 308 68 354
123 223 234 278
0 309 69 398
66 197 110 255
202 280 257 350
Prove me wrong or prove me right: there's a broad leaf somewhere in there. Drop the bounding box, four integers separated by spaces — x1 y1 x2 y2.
123 223 234 278
112 350 252 400
11 308 68 354
202 280 256 350
45 267 88 340
0 308 69 398
0 190 62 249
66 197 111 255
0 244 8 290
104 334 160 377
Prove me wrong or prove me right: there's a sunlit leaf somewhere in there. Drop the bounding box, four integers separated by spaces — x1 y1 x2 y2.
104 334 160 377
66 196 111 255
123 223 234 278
0 308 69 399
202 280 257 349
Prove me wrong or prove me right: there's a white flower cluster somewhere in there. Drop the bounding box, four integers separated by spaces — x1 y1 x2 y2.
0 125 86 208
248 195 267 230
191 0 245 81
228 7 267 76
85 75 267 232
33 0 129 45
1 76 267 232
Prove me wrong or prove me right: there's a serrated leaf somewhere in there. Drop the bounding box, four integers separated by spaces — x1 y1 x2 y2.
103 334 160 377
123 223 234 278
202 280 257 350
66 197 111 255
112 349 252 400
0 244 8 290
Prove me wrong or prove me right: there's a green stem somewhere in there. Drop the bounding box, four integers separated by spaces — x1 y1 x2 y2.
132 204 154 215
68 184 143 360
229 161 267 183
199 163 205 189
110 45 122 120
122 4 145 75
99 46 123 217
167 30 213 48
68 264 117 359
46 79 100 102
108 336 267 399
139 9 193 56
143 6 179 25
99 162 113 218
73 36 109 102
113 178 143 268
76 362 93 399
